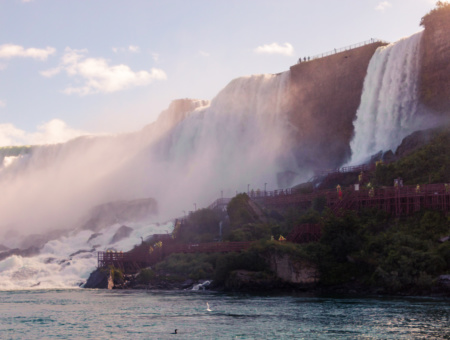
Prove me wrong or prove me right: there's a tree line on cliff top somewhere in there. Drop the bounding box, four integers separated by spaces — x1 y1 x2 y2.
421 1 450 27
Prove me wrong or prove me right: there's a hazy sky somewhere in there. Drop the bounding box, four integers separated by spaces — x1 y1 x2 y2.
0 0 436 146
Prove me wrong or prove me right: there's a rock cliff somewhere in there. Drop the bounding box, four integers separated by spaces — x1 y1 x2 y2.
288 42 386 169
268 254 318 284
80 198 158 232
419 4 450 114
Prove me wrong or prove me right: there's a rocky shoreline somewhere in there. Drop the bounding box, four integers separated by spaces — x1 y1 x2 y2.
84 267 450 298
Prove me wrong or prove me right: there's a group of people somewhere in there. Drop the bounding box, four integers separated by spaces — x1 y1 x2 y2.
298 56 311 63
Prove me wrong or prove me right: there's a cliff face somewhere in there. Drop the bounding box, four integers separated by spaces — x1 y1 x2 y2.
80 198 158 232
269 254 318 284
288 42 386 169
419 8 450 114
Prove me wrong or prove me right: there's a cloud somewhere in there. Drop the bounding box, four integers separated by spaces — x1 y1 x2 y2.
128 45 140 53
0 44 55 61
375 1 392 11
41 48 167 95
0 119 89 146
199 50 210 57
112 45 141 53
0 100 5 108
151 53 159 62
0 124 26 146
254 42 294 56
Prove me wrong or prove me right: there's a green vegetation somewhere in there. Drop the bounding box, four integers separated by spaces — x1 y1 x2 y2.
0 145 33 156
372 127 450 186
227 193 260 227
155 253 216 280
420 1 450 28
104 265 124 285
137 268 156 284
303 210 450 292
148 127 450 294
177 208 224 243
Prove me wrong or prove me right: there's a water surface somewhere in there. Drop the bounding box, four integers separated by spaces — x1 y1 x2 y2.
1 290 449 339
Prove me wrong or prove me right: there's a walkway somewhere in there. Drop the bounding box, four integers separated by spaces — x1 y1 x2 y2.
98 241 253 272
260 183 450 216
297 38 388 63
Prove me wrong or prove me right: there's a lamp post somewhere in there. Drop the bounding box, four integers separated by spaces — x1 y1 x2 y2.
182 210 186 217
264 182 267 196
247 184 250 194
193 203 197 211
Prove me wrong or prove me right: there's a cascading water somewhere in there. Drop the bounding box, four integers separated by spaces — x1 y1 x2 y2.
349 31 437 164
0 72 300 289
0 221 170 290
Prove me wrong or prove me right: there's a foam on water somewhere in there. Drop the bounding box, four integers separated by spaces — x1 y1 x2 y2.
0 221 170 290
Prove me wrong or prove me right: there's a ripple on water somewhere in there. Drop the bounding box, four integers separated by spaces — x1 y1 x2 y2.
0 290 449 339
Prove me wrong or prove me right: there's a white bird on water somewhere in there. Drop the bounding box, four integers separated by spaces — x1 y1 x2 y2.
206 302 212 312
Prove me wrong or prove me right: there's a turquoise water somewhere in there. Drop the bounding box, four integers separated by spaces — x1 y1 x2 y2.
0 290 449 339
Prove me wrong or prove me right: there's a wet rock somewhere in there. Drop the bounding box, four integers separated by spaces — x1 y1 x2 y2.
84 268 114 289
0 246 40 262
80 198 158 232
181 279 195 289
110 225 133 244
87 233 102 243
19 229 67 249
438 275 450 290
69 249 95 257
268 254 319 284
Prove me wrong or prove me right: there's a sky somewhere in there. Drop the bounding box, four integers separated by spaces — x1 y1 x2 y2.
0 0 437 146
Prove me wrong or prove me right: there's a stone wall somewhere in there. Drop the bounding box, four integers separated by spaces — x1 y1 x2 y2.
288 42 386 169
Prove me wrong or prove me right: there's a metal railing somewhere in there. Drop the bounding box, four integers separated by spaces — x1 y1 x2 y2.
297 38 389 63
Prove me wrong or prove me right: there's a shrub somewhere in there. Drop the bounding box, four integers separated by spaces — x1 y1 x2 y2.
137 268 155 284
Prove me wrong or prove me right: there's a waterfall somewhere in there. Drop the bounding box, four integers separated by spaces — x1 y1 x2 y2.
0 71 301 289
349 31 436 164
0 72 297 239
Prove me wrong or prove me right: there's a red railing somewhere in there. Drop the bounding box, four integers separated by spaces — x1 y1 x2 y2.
287 224 321 243
262 183 450 216
98 241 253 269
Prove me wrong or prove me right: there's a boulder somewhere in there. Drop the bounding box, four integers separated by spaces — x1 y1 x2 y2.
83 268 114 289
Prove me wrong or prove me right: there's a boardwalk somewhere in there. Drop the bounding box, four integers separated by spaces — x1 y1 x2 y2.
98 241 253 272
255 183 450 216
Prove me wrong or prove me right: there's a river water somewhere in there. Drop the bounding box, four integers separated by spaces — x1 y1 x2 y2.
0 289 449 339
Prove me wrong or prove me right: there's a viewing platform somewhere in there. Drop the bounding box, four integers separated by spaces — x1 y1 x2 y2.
295 38 389 63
